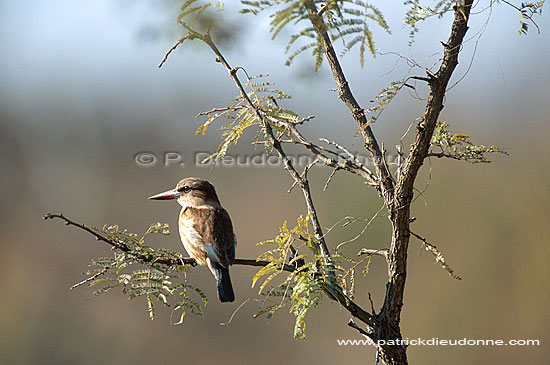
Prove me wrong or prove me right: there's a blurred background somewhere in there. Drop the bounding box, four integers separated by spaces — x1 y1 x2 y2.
1 1 549 364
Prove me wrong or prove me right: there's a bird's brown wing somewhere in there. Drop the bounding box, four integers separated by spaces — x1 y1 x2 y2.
187 206 235 267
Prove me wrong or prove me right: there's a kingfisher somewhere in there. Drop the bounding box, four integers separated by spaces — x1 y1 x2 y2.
149 177 236 302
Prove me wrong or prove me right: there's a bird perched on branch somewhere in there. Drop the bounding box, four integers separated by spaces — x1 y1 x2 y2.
149 177 236 302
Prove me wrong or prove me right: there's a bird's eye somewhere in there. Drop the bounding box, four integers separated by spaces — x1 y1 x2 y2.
178 186 191 193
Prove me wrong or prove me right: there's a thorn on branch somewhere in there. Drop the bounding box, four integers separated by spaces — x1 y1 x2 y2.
426 69 438 83
348 319 372 337
289 245 305 270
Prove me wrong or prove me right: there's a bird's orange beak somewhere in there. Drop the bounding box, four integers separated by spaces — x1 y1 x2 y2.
148 188 179 200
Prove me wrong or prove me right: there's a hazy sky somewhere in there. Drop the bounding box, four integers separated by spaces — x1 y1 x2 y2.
2 0 548 125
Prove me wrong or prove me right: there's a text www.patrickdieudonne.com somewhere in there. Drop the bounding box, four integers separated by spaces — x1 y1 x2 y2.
336 338 540 346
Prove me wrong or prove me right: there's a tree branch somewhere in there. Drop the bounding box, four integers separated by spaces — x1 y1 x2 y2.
381 0 474 338
319 138 377 181
44 213 295 272
426 152 462 160
276 124 378 184
357 248 389 260
44 213 193 267
303 1 394 202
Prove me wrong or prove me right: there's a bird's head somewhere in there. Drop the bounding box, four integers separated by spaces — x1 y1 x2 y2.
148 177 221 208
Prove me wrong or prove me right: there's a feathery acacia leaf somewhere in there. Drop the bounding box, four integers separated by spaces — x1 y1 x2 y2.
240 0 390 70
71 224 207 323
195 75 299 162
404 0 453 44
430 122 508 163
252 214 324 339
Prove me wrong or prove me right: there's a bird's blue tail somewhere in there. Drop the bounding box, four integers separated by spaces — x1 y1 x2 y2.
212 262 234 303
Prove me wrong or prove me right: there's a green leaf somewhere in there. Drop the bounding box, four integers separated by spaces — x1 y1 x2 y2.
147 294 155 320
430 122 508 163
251 263 280 289
74 220 208 322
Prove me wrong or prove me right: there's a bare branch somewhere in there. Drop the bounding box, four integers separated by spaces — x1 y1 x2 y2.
323 167 339 191
220 298 250 326
70 266 110 290
295 115 315 125
368 293 377 315
265 116 378 184
357 248 389 260
158 37 188 68
319 138 377 180
195 106 244 118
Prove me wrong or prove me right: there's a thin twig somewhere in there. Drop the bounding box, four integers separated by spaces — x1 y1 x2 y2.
396 144 403 181
323 167 339 191
220 298 250 326
501 0 541 34
195 106 244 118
334 203 386 251
264 116 378 184
288 158 319 193
158 37 187 68
294 115 315 125
69 267 110 290
410 231 462 280
319 138 377 180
